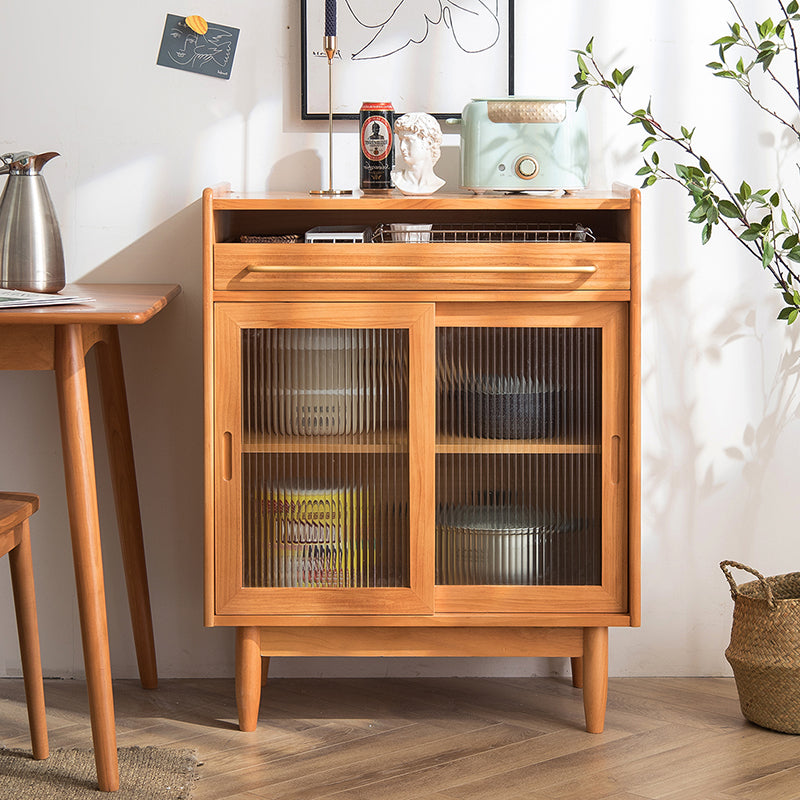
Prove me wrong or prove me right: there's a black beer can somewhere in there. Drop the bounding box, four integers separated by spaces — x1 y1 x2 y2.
360 102 395 193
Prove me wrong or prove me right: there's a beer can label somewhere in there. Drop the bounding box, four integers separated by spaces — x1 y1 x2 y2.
360 115 392 161
359 102 394 191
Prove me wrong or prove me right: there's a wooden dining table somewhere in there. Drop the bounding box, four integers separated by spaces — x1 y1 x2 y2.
0 283 181 791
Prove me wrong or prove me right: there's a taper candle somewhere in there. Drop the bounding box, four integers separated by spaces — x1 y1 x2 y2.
325 0 337 37
311 0 351 194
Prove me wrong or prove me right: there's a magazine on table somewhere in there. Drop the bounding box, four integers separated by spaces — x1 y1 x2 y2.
0 288 95 308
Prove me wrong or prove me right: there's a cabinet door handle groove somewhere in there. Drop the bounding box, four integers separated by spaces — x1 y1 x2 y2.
245 264 598 274
222 431 233 482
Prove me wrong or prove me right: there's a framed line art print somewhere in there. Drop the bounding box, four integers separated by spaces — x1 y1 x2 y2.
301 0 515 120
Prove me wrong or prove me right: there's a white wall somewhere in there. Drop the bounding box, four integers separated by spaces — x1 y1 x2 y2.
2 0 799 682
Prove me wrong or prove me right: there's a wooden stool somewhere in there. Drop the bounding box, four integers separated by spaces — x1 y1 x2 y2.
1 492 48 760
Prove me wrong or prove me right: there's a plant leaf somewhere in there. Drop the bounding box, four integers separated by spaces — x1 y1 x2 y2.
689 202 707 222
763 240 775 267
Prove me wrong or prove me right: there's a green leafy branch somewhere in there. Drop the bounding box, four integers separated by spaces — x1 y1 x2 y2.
709 1 800 134
573 0 800 324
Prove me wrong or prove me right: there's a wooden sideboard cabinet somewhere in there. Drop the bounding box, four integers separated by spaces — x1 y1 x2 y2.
203 186 640 733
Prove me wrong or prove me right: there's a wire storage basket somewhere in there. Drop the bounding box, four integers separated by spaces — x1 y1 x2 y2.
720 560 800 733
372 223 595 243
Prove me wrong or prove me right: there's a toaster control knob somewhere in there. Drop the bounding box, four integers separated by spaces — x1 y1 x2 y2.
515 156 539 180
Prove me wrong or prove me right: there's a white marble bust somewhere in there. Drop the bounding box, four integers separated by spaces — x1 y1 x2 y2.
391 112 446 196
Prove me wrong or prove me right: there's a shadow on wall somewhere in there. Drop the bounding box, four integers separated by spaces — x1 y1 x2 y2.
266 144 462 194
643 230 800 549
641 235 800 673
437 144 460 189
643 266 720 533
639 257 738 675
267 149 323 192
709 308 800 536
70 199 231 673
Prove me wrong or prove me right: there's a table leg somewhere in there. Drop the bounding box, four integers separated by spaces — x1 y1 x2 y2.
55 324 119 792
95 326 158 690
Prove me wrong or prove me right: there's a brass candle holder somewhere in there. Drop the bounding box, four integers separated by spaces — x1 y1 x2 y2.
310 34 352 196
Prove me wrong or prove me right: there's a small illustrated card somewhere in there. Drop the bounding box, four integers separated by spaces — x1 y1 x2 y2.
156 14 239 80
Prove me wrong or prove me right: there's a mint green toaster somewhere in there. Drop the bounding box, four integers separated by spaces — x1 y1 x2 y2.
459 98 589 193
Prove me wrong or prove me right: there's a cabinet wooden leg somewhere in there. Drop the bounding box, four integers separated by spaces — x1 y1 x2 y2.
55 324 119 791
95 327 158 690
570 656 583 689
261 656 271 687
236 627 262 731
9 521 49 760
582 627 608 733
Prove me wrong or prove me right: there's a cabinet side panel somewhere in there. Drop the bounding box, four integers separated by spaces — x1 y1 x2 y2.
204 188 216 626
629 188 642 627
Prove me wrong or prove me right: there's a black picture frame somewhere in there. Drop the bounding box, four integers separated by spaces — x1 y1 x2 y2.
301 0 515 120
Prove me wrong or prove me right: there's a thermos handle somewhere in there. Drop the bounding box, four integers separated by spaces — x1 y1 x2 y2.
0 152 15 175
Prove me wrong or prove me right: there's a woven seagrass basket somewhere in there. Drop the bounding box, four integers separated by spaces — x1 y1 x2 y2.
721 560 800 734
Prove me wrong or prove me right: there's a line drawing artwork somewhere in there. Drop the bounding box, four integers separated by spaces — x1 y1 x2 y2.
301 0 510 117
156 15 240 80
165 22 233 70
344 0 500 61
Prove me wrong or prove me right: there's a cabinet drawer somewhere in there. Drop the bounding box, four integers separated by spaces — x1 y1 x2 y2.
212 242 631 292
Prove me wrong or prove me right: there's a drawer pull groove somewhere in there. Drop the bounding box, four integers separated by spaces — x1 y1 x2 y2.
245 264 598 274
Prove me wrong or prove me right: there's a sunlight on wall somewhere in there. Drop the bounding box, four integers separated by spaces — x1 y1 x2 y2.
74 157 160 252
189 113 248 195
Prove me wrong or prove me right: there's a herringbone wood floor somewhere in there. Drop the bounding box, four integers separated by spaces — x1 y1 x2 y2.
1 676 799 799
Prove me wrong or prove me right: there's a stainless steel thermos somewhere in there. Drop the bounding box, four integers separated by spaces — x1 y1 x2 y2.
0 151 66 293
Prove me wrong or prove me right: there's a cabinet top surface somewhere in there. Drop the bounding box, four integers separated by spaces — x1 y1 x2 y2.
206 187 637 211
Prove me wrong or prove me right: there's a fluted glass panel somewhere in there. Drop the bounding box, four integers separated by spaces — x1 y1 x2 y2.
241 328 409 588
436 327 601 585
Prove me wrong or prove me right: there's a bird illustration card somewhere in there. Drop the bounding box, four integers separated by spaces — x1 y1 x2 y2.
157 14 239 80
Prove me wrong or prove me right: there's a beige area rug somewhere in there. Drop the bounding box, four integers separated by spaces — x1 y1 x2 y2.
0 746 197 799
